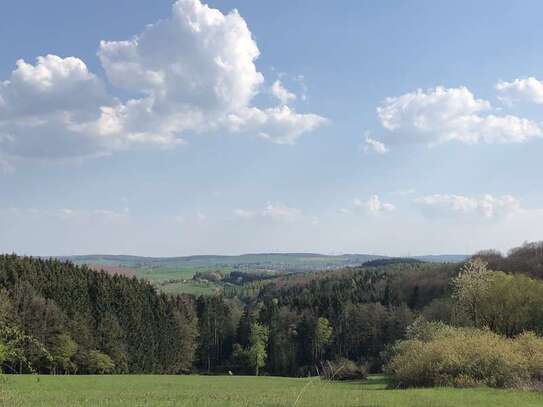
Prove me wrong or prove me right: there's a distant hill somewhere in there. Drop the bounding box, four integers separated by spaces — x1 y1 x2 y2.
59 253 383 272
362 258 425 268
413 254 468 263
57 252 468 273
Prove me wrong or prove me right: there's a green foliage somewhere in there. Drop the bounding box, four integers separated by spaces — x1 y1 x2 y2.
453 259 543 336
196 295 241 372
50 333 78 374
231 343 253 374
514 331 543 383
2 240 543 381
312 317 332 362
452 258 494 326
0 255 197 374
474 241 543 280
405 317 455 341
248 322 269 376
86 350 115 374
0 322 52 374
387 321 543 389
229 321 269 376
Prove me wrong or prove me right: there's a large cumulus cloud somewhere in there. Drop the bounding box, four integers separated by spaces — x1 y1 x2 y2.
0 0 327 162
372 86 542 149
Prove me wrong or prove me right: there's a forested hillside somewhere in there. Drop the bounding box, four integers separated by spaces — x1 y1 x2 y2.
0 255 196 374
1 242 542 380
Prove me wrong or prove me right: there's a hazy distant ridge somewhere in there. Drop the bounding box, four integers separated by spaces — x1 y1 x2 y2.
57 252 468 272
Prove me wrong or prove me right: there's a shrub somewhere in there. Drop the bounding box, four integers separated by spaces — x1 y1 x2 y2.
386 321 543 389
452 260 543 336
320 358 367 381
86 351 115 374
514 332 543 383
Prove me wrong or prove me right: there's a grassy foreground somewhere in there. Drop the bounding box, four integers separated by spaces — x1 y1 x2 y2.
1 374 543 407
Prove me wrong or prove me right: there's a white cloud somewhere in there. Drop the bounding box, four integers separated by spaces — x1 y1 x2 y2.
0 55 110 118
225 105 328 144
97 0 325 146
415 194 520 219
0 54 181 159
262 202 301 221
496 77 543 105
363 136 388 154
353 195 395 214
0 0 327 161
97 0 264 142
235 202 301 222
377 86 542 146
271 80 296 104
0 55 116 158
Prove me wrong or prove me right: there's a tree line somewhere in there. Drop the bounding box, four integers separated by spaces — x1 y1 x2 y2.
1 241 542 377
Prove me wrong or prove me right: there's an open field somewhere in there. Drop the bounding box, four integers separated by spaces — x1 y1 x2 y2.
134 266 226 282
134 266 225 295
2 375 542 407
158 279 222 296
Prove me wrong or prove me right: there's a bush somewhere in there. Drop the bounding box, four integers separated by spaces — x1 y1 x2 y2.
386 320 543 389
320 358 367 381
86 351 115 374
514 332 543 384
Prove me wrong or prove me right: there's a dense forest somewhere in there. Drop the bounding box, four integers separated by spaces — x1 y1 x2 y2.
0 256 197 374
1 241 543 382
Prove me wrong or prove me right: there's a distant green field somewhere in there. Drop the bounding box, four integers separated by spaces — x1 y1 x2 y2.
134 266 200 282
133 266 227 296
158 280 222 296
2 375 542 407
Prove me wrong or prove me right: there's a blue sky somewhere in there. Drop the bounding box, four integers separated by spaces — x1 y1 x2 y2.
1 0 543 256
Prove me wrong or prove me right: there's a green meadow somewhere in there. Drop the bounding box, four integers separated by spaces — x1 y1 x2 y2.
134 266 226 295
2 375 542 407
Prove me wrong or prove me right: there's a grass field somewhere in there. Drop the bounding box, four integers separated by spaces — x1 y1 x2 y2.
134 266 225 295
158 280 222 296
2 375 542 407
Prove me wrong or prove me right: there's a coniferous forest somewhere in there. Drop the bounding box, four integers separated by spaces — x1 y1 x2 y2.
1 241 543 386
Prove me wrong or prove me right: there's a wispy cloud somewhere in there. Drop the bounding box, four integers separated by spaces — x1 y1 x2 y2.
415 194 521 219
353 195 396 214
235 202 302 222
